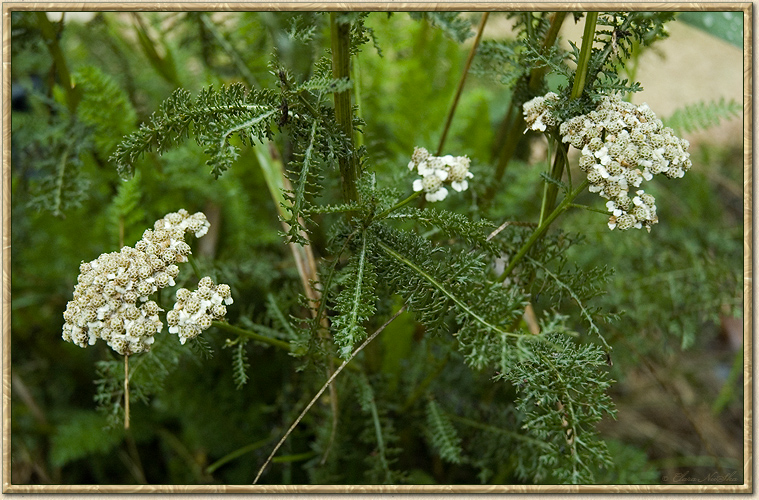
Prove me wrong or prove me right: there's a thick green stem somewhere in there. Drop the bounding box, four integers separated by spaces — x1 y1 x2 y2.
539 12 597 224
331 13 358 203
570 12 598 100
498 180 589 281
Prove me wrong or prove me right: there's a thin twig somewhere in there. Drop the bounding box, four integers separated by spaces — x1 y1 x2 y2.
436 12 490 156
253 306 406 484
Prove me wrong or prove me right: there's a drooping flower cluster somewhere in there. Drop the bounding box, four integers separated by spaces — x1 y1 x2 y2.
167 277 233 345
62 210 211 355
408 147 474 202
524 93 692 231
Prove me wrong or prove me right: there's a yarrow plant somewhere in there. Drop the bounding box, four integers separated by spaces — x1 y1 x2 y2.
61 210 231 355
524 93 692 231
26 9 741 487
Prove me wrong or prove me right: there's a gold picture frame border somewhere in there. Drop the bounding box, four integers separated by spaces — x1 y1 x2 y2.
2 2 752 494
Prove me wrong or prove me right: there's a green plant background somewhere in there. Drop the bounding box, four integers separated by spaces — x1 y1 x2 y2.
10 11 744 486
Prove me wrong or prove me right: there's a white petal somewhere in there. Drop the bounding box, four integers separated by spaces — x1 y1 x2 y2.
435 169 449 181
452 180 468 192
413 179 423 192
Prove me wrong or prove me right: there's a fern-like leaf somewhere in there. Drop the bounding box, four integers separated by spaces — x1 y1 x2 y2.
332 233 378 358
74 66 137 157
425 398 464 464
111 83 279 179
663 97 741 135
232 340 250 389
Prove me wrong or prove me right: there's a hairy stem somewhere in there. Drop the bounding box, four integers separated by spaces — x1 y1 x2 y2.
436 12 490 156
331 13 358 203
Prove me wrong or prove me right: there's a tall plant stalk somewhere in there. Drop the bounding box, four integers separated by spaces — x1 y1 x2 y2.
538 13 597 225
331 13 358 203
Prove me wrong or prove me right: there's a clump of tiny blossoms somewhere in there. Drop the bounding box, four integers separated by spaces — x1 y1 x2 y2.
61 210 225 356
524 93 692 231
408 147 474 202
167 277 233 345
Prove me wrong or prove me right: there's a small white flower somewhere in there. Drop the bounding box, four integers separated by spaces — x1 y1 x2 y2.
451 180 469 192
426 187 448 202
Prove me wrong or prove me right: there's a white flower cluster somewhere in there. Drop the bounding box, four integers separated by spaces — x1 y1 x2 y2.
62 210 211 355
523 92 560 132
524 92 692 231
167 277 233 345
408 147 474 202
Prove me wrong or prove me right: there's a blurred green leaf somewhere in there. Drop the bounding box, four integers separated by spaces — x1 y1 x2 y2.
678 11 743 48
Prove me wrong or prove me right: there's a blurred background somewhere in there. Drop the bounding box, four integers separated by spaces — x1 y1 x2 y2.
9 10 745 486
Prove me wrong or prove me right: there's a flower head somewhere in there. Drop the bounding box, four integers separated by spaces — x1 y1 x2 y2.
62 210 211 355
559 94 690 231
168 277 233 344
408 148 474 202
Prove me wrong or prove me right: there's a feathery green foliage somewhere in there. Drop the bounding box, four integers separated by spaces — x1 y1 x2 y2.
425 398 464 464
664 97 742 135
12 9 743 488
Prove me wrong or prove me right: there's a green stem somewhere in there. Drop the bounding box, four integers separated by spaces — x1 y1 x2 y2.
538 12 597 226
487 11 566 201
498 179 589 281
199 14 258 89
206 438 272 474
331 13 358 203
567 203 609 215
212 321 292 351
35 12 81 112
378 241 523 339
374 190 423 221
538 142 570 225
253 307 406 484
436 12 490 156
570 12 598 100
528 12 567 93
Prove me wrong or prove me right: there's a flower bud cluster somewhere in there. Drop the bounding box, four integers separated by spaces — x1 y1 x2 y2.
523 92 560 132
167 277 234 345
408 147 474 202
524 92 692 231
62 210 210 355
